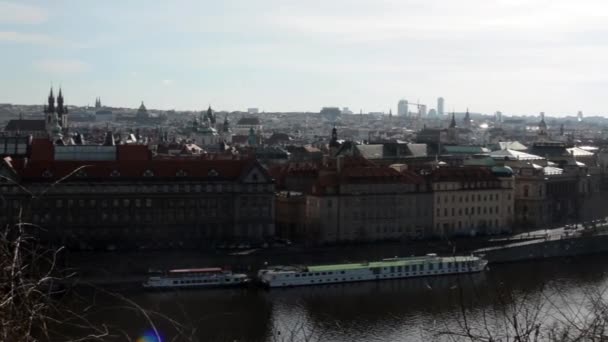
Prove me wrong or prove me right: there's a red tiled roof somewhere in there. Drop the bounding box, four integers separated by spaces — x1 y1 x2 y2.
117 145 151 161
13 159 258 181
30 139 54 161
5 119 46 132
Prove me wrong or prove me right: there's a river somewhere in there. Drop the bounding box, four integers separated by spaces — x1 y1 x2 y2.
62 253 608 342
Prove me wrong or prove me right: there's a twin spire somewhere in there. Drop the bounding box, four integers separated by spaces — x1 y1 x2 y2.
44 87 67 116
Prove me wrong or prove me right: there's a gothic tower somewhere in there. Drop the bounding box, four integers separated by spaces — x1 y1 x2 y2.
44 87 55 128
56 88 68 128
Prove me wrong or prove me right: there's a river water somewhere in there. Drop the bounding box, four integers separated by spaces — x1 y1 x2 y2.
65 253 608 342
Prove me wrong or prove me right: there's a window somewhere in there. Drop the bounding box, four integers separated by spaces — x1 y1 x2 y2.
176 169 188 177
208 169 219 177
143 169 154 177
110 170 120 177
523 185 529 197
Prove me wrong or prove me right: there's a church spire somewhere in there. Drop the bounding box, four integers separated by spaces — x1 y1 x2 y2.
449 112 456 128
56 88 66 116
45 87 55 113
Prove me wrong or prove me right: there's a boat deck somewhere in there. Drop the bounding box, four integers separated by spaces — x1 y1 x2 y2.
307 256 475 273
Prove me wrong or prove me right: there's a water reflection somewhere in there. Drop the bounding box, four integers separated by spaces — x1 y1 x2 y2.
73 255 608 341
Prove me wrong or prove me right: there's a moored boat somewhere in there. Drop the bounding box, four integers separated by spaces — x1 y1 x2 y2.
257 254 487 288
143 267 249 289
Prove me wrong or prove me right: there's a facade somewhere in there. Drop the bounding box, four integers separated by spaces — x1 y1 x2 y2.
235 117 262 135
302 158 433 244
0 142 276 249
430 167 515 237
397 99 408 116
437 97 445 116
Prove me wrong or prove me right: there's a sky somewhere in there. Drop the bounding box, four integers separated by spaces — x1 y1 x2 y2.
1 0 608 116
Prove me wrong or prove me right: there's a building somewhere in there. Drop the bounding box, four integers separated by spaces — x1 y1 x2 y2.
320 107 341 122
136 101 150 120
430 166 515 237
437 97 445 116
4 119 47 137
0 136 30 158
44 88 69 131
419 104 427 117
4 89 68 138
304 158 433 243
235 116 262 135
247 108 259 114
0 140 276 249
397 99 408 116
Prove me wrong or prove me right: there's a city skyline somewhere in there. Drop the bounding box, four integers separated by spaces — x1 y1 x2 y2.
1 0 608 116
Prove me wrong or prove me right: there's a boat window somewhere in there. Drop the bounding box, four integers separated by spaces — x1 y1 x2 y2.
295 274 300 278
405 265 409 272
173 281 178 284
429 263 434 270
390 266 395 273
447 262 452 268
438 263 443 269
397 266 402 272
340 271 345 274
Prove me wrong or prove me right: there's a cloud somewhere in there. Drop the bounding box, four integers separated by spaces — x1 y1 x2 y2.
162 79 174 86
0 1 47 24
0 31 59 45
35 59 89 74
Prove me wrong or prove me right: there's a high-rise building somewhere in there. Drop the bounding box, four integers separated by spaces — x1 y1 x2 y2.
397 99 408 116
578 111 583 122
437 97 445 116
419 104 427 117
495 111 503 123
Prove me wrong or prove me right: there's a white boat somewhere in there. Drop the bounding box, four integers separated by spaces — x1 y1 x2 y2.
257 254 488 288
143 267 249 289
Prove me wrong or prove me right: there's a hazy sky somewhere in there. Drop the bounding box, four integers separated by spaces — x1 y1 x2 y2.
1 0 607 116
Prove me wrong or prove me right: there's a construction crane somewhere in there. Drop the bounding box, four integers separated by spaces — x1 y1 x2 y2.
406 100 426 117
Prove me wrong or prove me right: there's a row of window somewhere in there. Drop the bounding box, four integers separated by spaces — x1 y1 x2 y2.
436 192 511 204
434 181 511 191
437 205 510 217
290 262 473 278
437 219 502 231
1 183 274 195
171 278 234 285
